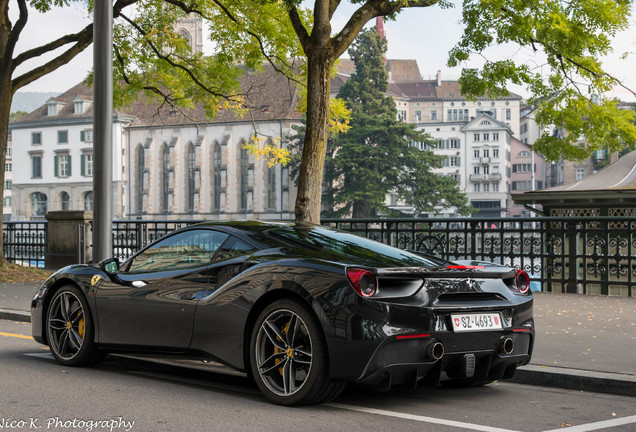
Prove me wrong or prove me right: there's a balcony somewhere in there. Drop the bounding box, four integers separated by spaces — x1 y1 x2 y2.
480 157 491 164
469 173 502 182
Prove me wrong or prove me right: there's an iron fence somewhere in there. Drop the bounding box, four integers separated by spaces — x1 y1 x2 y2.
4 217 636 296
322 217 636 296
2 221 47 268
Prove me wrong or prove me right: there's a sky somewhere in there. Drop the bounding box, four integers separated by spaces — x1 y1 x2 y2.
12 1 636 103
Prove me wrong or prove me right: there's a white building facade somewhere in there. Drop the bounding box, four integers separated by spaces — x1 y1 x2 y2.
9 85 130 221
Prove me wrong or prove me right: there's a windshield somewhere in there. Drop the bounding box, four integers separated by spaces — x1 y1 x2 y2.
271 226 440 267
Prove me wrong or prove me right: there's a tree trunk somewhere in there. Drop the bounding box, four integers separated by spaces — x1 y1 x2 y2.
0 74 13 264
294 52 333 224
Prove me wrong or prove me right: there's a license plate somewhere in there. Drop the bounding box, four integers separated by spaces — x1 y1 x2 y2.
451 313 503 332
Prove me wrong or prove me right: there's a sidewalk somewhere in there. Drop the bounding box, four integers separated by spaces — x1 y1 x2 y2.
2 281 635 396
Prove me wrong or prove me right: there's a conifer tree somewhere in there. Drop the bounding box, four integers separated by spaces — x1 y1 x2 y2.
325 28 473 218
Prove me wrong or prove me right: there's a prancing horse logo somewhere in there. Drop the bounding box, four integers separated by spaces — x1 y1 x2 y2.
91 275 102 286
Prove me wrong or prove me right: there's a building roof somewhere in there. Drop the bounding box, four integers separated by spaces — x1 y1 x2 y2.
336 59 422 83
513 150 636 205
127 65 301 128
10 65 302 130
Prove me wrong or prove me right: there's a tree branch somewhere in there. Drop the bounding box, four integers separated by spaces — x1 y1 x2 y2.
285 1 310 54
119 12 242 103
5 0 28 61
332 0 439 59
165 0 304 86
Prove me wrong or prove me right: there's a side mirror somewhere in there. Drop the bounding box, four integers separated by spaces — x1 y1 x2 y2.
98 258 120 275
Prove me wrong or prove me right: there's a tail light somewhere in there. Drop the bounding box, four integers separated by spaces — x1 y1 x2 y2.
515 270 530 294
346 268 377 297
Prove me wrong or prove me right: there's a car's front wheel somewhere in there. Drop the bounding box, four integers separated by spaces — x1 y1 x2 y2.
46 285 100 366
249 298 344 405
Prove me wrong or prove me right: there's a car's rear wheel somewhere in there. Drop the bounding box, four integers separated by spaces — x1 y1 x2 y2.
249 298 344 405
46 285 100 366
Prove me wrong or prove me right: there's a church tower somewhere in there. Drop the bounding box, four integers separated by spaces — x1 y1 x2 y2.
175 13 203 53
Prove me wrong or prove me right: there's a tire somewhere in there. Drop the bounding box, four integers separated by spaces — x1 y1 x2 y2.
46 285 100 366
249 298 343 406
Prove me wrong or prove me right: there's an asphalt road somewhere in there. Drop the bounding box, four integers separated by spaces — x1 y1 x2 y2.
2 320 635 432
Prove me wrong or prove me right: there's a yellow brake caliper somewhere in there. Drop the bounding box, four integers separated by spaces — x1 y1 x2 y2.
77 313 85 339
274 321 291 376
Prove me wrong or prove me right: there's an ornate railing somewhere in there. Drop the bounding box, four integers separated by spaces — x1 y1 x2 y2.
2 221 47 268
4 217 636 296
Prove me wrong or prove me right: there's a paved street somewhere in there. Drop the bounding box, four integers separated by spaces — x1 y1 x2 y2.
2 319 636 432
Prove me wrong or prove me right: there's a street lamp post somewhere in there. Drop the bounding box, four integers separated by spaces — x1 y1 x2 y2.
93 1 113 262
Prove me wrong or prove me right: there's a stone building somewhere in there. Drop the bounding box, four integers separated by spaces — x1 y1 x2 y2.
9 66 300 221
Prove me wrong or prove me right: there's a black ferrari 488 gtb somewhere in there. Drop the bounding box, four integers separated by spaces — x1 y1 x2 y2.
32 221 534 405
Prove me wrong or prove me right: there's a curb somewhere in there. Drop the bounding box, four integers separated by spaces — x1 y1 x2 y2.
509 364 636 397
0 309 31 323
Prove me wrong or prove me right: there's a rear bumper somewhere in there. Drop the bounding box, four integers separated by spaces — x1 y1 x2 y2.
355 329 533 387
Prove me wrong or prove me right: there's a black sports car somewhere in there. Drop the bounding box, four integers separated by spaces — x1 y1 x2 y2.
31 221 534 405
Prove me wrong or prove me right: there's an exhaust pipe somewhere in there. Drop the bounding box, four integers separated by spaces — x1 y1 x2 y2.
499 337 514 355
426 341 444 361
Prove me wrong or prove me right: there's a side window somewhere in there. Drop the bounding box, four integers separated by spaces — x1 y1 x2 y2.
127 230 229 273
213 236 256 262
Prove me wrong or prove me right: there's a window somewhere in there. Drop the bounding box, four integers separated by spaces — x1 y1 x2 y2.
81 153 93 177
214 236 256 262
84 191 93 211
213 142 222 210
397 110 407 122
80 129 93 143
127 230 229 273
32 155 42 178
31 192 48 217
474 133 480 142
58 130 68 144
474 166 480 174
60 191 70 211
493 165 500 174
414 110 422 122
506 109 511 120
483 149 490 158
240 144 250 210
449 156 460 166
474 149 480 158
447 109 452 121
430 110 437 121
161 144 170 212
267 163 276 210
483 133 489 141
449 138 460 149
6 147 11 156
474 183 480 192
55 154 71 177
512 181 532 191
4 180 11 190
32 132 42 145
187 143 196 211
493 133 499 141
483 165 490 175
3 197 10 207
492 183 499 192
136 145 145 213
518 151 531 157
493 148 499 158
483 183 490 192
513 163 534 173
5 162 11 172
576 168 585 181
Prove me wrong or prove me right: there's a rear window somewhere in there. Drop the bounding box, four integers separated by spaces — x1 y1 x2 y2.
271 226 440 267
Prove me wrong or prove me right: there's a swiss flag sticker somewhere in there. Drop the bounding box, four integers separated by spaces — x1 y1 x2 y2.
454 318 460 327
494 316 500 326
